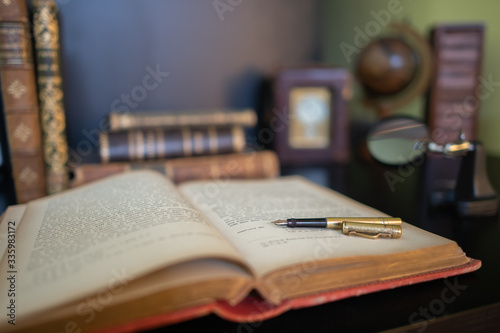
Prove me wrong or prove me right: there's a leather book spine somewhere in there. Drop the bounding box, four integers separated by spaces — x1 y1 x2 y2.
108 109 257 131
427 24 484 145
33 0 69 194
71 150 279 187
0 0 47 203
99 126 246 163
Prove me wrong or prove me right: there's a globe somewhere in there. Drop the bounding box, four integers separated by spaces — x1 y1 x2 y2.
354 24 433 118
357 37 418 96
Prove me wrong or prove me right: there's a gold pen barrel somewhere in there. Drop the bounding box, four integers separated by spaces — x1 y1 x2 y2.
325 217 402 229
342 222 402 239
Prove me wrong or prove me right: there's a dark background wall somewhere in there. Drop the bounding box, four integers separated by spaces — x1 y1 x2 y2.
46 0 321 164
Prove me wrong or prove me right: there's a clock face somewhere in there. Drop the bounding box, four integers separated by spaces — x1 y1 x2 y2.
296 96 329 125
289 87 332 149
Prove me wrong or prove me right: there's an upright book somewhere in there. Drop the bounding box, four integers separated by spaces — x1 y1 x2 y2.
425 24 485 203
0 0 47 203
427 24 484 145
0 171 479 332
32 0 70 195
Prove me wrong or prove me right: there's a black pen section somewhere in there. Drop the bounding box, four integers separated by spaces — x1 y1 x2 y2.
287 218 327 227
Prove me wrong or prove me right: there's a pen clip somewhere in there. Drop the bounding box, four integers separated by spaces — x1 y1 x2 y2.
342 222 402 239
347 231 394 239
326 217 402 229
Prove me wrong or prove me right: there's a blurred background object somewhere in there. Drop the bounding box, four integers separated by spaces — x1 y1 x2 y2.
323 0 500 156
367 116 498 216
272 66 351 165
0 0 499 206
356 24 432 118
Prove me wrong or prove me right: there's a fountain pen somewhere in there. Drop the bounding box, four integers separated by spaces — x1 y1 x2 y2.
272 217 402 239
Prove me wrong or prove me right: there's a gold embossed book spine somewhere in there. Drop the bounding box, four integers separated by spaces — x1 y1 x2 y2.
33 0 69 194
0 0 47 203
99 126 246 163
71 150 279 187
108 108 258 131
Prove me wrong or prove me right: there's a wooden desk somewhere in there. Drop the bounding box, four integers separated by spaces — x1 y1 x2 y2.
1 155 499 332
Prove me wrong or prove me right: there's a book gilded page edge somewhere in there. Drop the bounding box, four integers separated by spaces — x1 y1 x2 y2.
257 239 469 304
108 109 258 131
94 258 480 333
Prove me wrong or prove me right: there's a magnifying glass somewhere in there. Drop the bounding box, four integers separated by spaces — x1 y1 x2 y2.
366 117 497 217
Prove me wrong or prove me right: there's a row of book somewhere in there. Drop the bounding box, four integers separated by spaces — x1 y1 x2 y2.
0 0 280 203
70 109 280 187
0 0 67 203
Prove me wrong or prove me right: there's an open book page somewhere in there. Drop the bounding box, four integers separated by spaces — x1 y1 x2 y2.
0 171 245 322
179 176 459 278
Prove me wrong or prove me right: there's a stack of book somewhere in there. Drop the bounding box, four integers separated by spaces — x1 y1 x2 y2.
70 109 280 187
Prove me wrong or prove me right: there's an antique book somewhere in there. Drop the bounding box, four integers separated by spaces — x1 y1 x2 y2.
32 0 70 195
99 126 246 163
108 108 257 131
0 171 479 332
427 24 484 145
0 0 47 203
70 150 279 187
425 24 485 201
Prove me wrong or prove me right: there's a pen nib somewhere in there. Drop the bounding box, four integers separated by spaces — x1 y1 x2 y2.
272 220 288 226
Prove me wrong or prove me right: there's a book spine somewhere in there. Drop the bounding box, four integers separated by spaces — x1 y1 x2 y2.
0 0 47 203
99 126 246 163
33 0 69 194
427 24 484 145
71 150 280 187
108 109 257 131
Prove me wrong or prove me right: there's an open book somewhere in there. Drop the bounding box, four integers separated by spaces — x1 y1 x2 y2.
0 171 479 332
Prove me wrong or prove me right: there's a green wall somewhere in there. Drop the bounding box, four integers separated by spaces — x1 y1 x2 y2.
322 0 500 155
